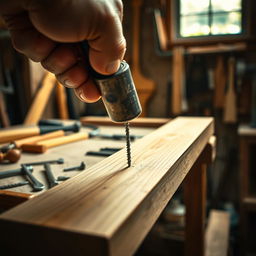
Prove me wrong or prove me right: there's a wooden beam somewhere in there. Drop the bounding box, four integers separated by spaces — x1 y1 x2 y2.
205 210 230 256
184 158 207 256
80 116 170 127
0 117 214 256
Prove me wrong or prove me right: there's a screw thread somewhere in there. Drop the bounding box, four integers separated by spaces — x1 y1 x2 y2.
125 122 131 167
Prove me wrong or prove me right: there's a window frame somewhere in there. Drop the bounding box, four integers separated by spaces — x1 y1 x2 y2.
170 0 249 45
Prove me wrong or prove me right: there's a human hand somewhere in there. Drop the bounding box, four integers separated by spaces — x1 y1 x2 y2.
0 0 126 102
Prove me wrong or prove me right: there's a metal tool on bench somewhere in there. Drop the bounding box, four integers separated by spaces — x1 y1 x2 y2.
44 163 59 188
80 42 142 167
21 164 45 191
0 121 81 144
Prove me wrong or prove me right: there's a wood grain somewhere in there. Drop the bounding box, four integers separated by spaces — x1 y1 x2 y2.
24 72 56 125
214 55 226 109
0 117 214 256
223 57 237 123
131 0 155 116
15 130 64 148
80 116 170 127
56 81 69 119
205 210 230 256
22 132 89 153
184 160 207 256
172 46 186 115
0 126 40 144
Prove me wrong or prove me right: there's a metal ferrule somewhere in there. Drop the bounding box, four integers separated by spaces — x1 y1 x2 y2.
94 61 142 123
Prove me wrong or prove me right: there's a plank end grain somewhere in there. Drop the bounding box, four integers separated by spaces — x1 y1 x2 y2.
0 117 214 256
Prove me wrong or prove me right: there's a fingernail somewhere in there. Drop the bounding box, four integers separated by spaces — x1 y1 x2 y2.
106 60 120 74
64 79 76 88
78 92 87 102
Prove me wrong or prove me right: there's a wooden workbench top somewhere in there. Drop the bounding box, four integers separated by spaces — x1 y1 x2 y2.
0 117 214 256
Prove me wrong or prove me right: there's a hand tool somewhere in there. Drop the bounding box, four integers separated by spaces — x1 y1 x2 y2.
0 166 33 179
83 123 142 141
63 162 86 172
0 181 29 190
21 164 45 191
44 163 59 188
81 43 142 167
0 148 21 163
0 122 81 144
131 0 155 117
22 132 89 153
24 72 56 125
57 176 70 181
23 158 64 166
223 57 237 123
100 147 122 152
0 130 65 154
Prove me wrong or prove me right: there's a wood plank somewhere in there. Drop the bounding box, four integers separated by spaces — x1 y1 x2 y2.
172 46 186 115
24 72 56 125
184 159 207 256
223 57 237 123
131 0 155 116
56 81 69 119
205 210 230 256
0 117 214 256
80 116 170 127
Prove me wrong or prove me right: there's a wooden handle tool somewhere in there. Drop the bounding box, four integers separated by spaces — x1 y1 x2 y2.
223 57 237 123
16 130 65 148
22 132 89 153
0 126 40 144
131 0 155 116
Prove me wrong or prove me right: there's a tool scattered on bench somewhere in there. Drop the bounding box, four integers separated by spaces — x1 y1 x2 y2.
44 163 59 188
80 42 142 167
23 158 64 166
21 164 45 191
0 181 29 190
63 162 86 172
0 166 33 179
0 148 21 163
0 121 81 144
21 132 89 153
86 147 122 157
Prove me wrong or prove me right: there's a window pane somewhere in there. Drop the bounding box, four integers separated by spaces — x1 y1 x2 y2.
212 0 241 12
180 0 209 15
180 15 209 37
211 12 242 35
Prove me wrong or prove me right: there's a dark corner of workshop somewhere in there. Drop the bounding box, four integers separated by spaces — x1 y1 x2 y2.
0 0 255 255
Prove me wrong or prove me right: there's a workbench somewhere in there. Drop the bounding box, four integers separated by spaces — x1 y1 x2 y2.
0 116 215 256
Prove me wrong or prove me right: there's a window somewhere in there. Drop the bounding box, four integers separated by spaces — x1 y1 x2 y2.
179 0 242 38
171 0 251 44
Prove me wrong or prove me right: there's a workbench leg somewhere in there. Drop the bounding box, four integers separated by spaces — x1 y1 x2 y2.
184 160 207 256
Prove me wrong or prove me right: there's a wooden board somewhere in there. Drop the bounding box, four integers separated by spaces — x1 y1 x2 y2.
172 46 186 115
24 72 56 125
80 116 170 127
205 210 230 256
0 117 214 256
131 0 155 116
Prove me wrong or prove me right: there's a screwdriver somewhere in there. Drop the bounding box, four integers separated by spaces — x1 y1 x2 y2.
80 43 142 167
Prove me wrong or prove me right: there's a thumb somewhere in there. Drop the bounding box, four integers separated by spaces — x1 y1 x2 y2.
88 14 126 75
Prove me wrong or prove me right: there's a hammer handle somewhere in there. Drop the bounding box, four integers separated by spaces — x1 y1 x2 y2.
0 126 40 144
22 132 89 153
15 130 65 148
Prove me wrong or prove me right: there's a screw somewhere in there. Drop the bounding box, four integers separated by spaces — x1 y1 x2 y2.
63 162 86 172
0 166 33 179
44 163 59 188
21 164 45 191
0 181 29 190
57 176 70 181
23 158 64 166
